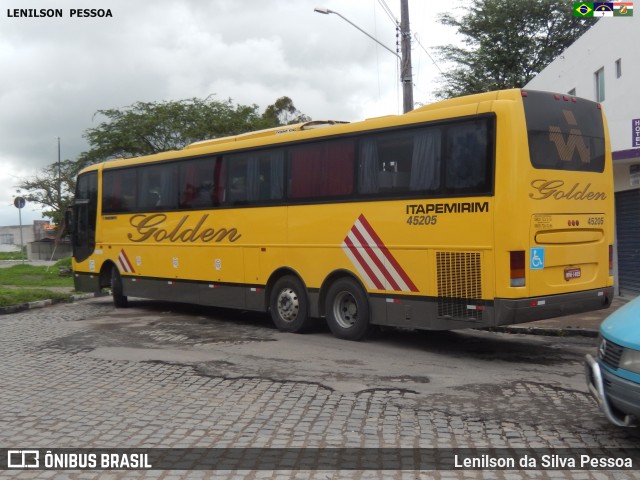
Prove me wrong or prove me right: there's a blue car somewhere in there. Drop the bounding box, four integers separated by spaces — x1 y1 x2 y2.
585 296 640 427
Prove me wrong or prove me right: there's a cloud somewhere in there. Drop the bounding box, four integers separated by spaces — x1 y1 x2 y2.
0 0 460 226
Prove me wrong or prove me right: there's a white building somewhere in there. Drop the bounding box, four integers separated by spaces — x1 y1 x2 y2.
0 221 51 252
525 13 640 297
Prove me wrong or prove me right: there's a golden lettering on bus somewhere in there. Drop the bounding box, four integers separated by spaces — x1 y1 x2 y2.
548 109 590 163
127 213 242 243
529 179 607 201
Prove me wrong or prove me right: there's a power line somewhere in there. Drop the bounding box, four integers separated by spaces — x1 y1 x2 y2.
376 0 398 26
413 32 444 75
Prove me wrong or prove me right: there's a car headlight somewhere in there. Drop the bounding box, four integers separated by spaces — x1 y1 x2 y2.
620 348 640 375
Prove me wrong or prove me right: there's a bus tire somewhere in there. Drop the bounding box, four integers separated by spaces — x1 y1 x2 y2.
270 275 312 333
111 267 128 308
325 278 371 341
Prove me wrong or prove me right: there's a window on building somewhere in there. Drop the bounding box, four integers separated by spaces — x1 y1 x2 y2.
615 58 622 78
0 233 14 245
595 67 605 102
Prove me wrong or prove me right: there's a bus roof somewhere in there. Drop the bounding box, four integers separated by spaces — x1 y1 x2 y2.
78 88 527 175
184 120 349 150
410 89 521 114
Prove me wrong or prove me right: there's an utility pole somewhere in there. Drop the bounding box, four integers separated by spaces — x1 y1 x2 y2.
399 0 413 113
315 2 414 113
57 137 61 208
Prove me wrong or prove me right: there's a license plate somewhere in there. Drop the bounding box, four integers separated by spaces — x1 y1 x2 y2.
565 267 581 281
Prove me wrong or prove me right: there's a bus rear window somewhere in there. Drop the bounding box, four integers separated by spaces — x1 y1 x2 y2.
523 90 605 172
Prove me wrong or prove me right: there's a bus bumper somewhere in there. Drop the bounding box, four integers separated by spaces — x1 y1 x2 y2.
73 271 101 293
493 287 613 326
584 354 637 427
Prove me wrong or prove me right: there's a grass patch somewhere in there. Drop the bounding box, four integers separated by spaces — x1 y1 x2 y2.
0 251 26 261
0 259 76 308
0 287 71 307
0 264 74 288
54 257 72 268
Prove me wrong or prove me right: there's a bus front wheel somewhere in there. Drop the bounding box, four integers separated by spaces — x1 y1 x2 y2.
111 267 128 308
325 278 371 341
270 275 312 333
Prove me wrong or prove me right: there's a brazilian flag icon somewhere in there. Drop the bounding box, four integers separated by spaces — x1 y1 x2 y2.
574 2 594 16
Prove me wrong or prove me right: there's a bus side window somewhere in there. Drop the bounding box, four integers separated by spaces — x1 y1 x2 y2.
179 157 218 209
137 164 178 211
102 168 137 214
223 150 285 205
358 127 441 195
445 120 490 194
289 140 354 199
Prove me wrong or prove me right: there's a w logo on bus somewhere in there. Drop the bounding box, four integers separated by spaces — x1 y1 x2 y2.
117 249 135 273
341 214 418 292
548 109 591 164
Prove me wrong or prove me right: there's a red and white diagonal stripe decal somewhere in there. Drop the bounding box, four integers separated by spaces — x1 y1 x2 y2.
341 214 418 292
117 249 135 274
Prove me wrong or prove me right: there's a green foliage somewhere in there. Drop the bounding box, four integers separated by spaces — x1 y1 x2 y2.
79 95 308 164
434 0 591 99
16 159 82 226
262 96 311 125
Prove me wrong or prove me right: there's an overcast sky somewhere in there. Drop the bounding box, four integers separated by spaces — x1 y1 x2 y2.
0 0 463 226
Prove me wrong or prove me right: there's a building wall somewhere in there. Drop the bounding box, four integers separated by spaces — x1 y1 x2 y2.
0 220 54 253
0 224 36 251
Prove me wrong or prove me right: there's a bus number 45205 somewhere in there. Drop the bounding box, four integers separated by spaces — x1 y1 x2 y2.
406 215 437 226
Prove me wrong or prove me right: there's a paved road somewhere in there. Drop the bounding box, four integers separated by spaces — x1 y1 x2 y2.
1 297 639 478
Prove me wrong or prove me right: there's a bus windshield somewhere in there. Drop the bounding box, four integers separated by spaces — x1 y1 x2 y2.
523 90 605 172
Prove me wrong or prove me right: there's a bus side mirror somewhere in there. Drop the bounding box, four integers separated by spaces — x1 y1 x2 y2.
64 207 74 235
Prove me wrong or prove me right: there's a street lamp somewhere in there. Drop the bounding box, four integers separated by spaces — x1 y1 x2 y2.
314 5 413 113
314 8 400 59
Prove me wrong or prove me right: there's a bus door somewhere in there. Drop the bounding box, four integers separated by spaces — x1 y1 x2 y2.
71 171 98 262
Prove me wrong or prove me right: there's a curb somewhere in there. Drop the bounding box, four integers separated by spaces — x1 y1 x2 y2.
0 292 103 316
490 325 599 338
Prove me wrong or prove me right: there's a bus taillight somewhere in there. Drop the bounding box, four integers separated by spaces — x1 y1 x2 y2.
510 251 525 287
609 245 614 276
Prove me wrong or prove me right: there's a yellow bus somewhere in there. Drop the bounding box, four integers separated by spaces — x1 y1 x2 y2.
69 89 614 340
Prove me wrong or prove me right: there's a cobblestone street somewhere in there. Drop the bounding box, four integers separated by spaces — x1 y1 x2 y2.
1 298 639 479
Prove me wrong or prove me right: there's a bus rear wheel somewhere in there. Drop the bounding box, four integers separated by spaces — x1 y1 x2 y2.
111 267 128 308
270 275 312 333
325 278 371 341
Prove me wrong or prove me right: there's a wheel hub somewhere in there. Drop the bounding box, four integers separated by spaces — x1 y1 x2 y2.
277 288 299 322
334 291 357 328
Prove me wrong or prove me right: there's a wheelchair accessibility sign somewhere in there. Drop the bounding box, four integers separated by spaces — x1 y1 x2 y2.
530 247 545 270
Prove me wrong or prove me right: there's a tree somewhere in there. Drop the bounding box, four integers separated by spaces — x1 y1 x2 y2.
80 96 266 164
16 159 82 227
433 0 591 99
19 95 309 222
262 96 311 125
78 95 309 165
